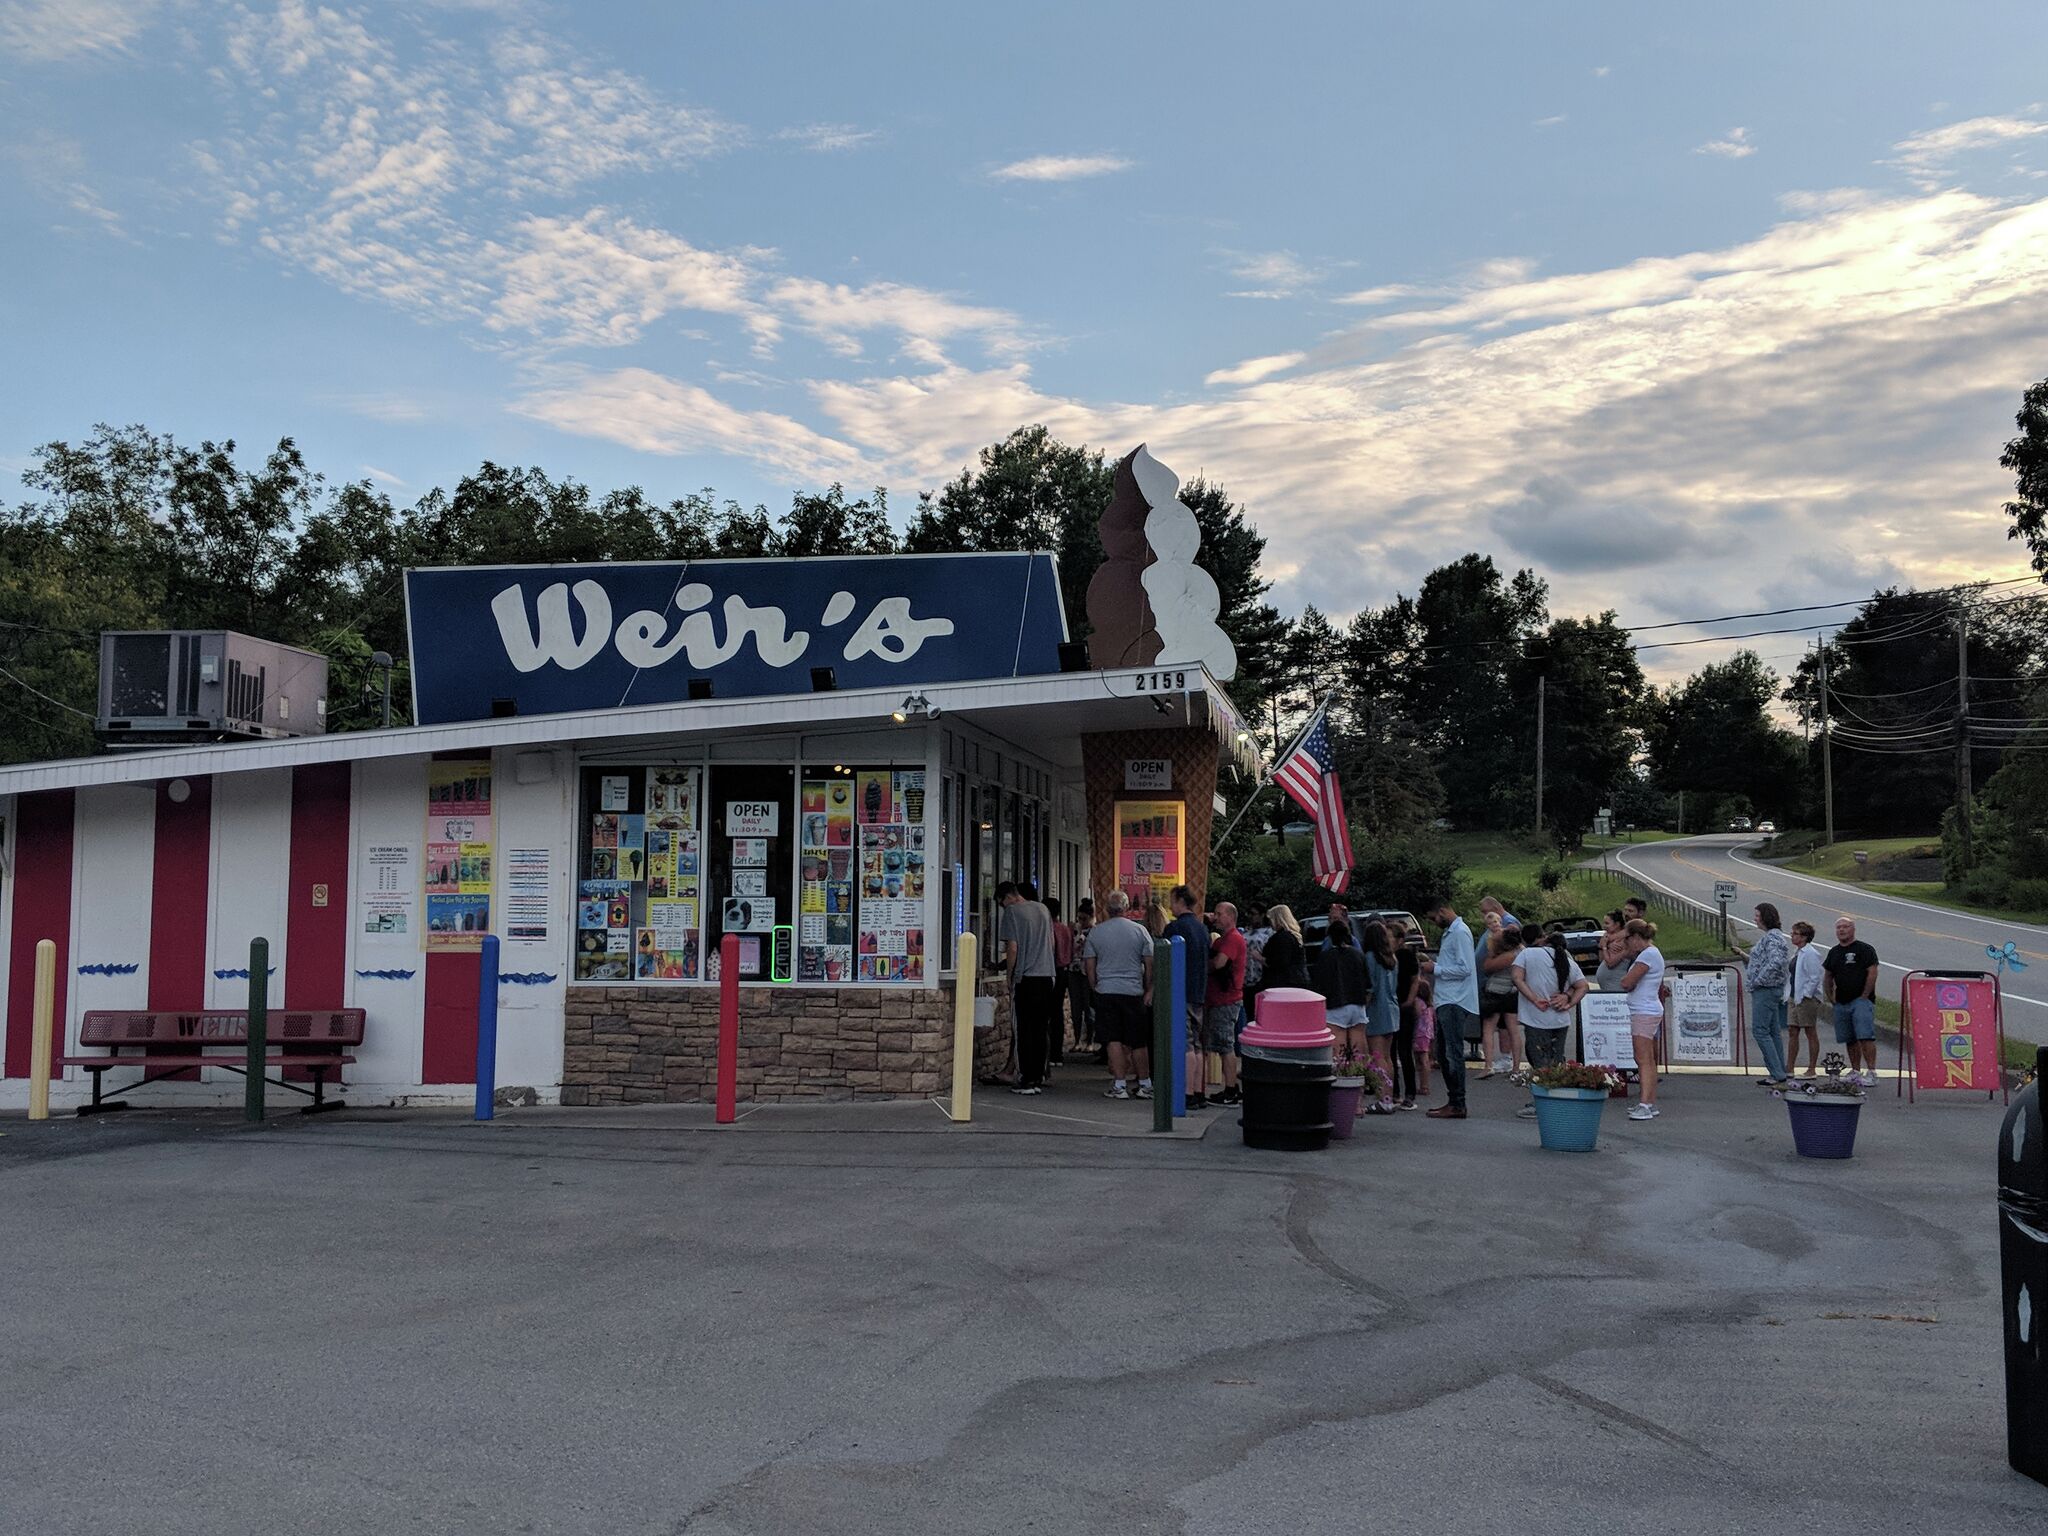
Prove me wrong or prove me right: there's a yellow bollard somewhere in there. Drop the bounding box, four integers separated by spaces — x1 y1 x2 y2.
949 932 978 1123
28 938 56 1121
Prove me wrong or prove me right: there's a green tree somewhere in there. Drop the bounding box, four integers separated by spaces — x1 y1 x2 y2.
2002 376 2048 574
775 485 896 556
1399 555 1549 830
1782 588 2043 837
1333 603 1443 840
902 425 1111 641
1518 612 1645 847
1646 651 1804 823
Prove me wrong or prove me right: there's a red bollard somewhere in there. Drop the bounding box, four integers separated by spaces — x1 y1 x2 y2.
716 934 740 1123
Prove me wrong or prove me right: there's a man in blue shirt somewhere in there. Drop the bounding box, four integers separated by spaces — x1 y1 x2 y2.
1425 895 1476 1120
1166 885 1213 1107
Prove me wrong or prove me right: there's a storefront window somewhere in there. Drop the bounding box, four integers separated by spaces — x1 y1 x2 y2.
575 766 704 981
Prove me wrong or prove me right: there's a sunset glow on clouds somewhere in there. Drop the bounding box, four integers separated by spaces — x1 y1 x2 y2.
5 0 2048 673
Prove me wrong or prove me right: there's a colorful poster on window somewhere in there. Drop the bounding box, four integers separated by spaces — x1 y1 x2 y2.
577 764 702 980
426 760 493 950
800 777 856 982
1907 975 2000 1090
1113 800 1183 915
855 769 925 982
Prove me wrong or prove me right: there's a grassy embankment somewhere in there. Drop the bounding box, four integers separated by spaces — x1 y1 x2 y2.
1443 832 1728 961
1756 830 2048 926
1757 831 2038 1068
1450 833 2038 1070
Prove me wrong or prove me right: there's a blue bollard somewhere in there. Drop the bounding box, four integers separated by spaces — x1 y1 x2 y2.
475 934 499 1122
1169 934 1187 1116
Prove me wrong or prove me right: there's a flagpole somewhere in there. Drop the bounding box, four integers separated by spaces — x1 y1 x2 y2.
1211 699 1328 857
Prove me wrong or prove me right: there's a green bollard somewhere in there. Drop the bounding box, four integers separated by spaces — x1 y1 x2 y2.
244 937 268 1123
1152 939 1173 1133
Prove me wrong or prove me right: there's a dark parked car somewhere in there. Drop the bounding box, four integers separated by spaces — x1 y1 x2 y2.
1538 916 1603 975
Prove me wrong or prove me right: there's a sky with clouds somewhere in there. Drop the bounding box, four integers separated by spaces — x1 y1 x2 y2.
4 0 2047 679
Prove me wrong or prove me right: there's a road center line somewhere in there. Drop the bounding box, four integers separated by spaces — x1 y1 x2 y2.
1605 840 2048 1012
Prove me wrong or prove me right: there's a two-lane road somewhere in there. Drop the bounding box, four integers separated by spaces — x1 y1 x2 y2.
1601 834 2048 1047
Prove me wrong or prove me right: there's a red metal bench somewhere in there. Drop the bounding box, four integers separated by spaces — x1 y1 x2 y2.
60 1009 365 1116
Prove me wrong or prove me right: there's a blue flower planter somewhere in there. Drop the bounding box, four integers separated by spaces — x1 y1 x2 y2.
1531 1085 1607 1152
1786 1094 1862 1159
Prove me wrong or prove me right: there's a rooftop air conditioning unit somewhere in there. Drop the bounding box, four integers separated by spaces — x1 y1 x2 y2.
97 631 329 747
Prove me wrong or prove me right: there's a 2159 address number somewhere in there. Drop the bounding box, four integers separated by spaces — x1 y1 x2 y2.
1131 670 1189 691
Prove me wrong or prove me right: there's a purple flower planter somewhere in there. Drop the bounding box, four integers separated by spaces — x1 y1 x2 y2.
1786 1094 1862 1158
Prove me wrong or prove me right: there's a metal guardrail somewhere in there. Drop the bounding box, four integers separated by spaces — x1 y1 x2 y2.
1554 869 1733 950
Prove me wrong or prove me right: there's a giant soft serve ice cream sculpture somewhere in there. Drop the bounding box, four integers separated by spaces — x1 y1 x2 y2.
1083 444 1239 681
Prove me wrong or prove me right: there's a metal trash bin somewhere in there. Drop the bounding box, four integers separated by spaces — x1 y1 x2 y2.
1237 987 1336 1152
2000 1045 2048 1486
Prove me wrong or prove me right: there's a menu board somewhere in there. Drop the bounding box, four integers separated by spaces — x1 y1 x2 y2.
855 769 926 982
425 761 493 950
799 777 856 981
1113 800 1184 913
577 765 702 980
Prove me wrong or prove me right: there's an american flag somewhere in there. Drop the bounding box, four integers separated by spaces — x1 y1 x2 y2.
1272 705 1354 893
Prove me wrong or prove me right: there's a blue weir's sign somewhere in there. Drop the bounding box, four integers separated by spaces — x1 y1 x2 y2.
405 553 1069 725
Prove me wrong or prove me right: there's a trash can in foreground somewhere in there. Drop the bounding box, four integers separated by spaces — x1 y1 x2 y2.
1237 987 1336 1152
2000 1045 2048 1486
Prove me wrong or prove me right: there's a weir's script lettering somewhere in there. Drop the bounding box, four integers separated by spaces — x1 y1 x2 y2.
490 582 957 675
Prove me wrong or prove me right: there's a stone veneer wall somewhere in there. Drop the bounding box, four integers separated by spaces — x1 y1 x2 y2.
562 979 1015 1104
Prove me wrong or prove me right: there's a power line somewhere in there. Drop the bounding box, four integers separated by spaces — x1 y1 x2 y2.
0 617 99 641
1626 575 2039 633
0 660 95 721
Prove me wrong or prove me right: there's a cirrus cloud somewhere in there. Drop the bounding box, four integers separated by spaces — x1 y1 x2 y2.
989 153 1132 182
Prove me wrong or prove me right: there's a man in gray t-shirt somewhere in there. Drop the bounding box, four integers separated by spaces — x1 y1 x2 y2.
998 883 1059 1093
998 889 1056 980
1081 891 1155 1099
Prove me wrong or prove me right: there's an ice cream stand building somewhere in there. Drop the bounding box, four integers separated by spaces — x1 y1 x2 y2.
0 447 1255 1110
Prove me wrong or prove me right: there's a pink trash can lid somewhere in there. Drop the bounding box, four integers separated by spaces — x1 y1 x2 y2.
1242 987 1336 1048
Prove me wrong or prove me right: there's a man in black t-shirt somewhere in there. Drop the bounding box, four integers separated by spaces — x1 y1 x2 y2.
1821 917 1881 1085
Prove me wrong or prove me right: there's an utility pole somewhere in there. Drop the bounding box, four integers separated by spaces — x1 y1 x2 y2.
1818 630 1835 848
1956 599 1974 870
1534 674 1546 834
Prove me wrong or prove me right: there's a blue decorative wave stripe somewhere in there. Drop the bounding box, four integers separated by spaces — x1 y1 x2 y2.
76 962 141 976
213 967 279 980
355 968 418 981
499 972 558 986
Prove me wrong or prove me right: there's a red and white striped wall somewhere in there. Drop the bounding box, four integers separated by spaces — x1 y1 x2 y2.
0 748 572 1109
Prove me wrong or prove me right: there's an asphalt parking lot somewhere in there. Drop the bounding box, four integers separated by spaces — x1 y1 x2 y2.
3 1067 2044 1535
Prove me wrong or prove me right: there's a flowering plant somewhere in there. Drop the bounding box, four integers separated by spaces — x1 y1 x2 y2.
1334 1048 1370 1078
1528 1060 1620 1092
1777 1056 1865 1100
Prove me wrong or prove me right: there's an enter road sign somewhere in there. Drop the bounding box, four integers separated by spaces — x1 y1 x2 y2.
1714 879 1738 905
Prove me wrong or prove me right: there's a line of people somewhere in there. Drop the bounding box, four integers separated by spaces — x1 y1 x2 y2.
1741 907 1881 1087
1007 880 1878 1118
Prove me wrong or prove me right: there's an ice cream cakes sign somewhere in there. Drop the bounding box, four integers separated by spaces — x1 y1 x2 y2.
404 553 1069 725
